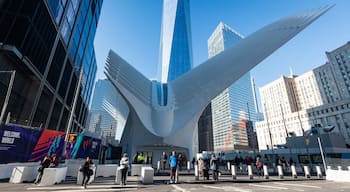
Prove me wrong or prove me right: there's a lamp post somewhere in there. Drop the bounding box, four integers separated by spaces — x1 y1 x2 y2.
310 106 327 173
263 103 273 151
62 69 84 159
316 124 328 174
0 70 16 125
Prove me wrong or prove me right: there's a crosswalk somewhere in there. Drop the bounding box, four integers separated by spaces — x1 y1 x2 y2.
171 181 350 192
21 181 350 192
26 184 139 192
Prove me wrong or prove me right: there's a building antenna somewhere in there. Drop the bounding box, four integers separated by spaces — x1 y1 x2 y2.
289 66 294 77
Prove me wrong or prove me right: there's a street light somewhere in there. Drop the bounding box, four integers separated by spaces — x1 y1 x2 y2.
0 70 16 125
316 124 330 174
62 69 84 159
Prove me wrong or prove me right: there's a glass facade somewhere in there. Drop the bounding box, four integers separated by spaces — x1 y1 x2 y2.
158 0 193 83
0 0 102 133
87 80 129 140
209 22 257 151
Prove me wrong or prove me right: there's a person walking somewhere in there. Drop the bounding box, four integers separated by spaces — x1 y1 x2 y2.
197 157 204 178
34 154 51 184
169 151 178 183
210 154 219 181
161 151 168 170
120 153 129 185
81 156 94 189
256 155 263 177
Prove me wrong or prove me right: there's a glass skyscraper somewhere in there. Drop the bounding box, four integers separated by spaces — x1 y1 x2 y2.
208 22 257 151
158 0 193 83
87 79 129 140
0 0 102 133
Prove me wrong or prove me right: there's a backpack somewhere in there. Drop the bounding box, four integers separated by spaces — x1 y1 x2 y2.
257 161 263 168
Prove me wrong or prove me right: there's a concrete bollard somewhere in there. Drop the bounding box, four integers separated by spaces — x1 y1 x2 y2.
337 166 342 171
291 165 297 179
263 165 269 179
231 165 236 180
157 161 160 172
277 165 284 179
248 165 253 179
347 166 350 171
303 166 310 179
187 161 191 172
316 165 322 178
227 162 231 171
194 165 199 180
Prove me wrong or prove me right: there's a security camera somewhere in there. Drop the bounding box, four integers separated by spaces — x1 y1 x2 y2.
323 125 335 133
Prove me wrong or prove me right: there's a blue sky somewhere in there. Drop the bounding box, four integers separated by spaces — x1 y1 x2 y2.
94 0 350 93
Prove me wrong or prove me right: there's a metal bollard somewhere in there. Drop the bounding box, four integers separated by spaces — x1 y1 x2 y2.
316 165 322 178
277 165 284 179
194 165 199 180
187 161 191 172
303 166 310 179
231 165 236 180
248 165 253 179
227 162 231 171
157 161 160 172
263 165 269 179
291 165 297 179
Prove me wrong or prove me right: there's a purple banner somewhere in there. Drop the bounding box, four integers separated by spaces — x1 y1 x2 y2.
0 125 42 164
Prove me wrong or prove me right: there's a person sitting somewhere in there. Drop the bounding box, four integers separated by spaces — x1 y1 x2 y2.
34 154 51 184
50 152 59 167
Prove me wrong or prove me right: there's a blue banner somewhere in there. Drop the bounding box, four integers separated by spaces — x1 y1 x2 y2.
70 134 101 159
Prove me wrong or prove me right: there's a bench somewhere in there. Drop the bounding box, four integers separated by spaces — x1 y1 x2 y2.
131 164 152 176
9 165 40 183
0 162 40 180
141 167 154 184
96 164 118 177
39 167 67 186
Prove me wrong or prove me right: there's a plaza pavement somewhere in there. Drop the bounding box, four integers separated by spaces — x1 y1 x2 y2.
1 173 349 192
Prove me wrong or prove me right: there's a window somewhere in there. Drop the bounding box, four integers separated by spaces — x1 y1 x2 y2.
33 87 53 127
47 41 66 89
48 99 63 130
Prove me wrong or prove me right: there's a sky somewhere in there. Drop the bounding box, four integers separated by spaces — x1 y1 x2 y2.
94 0 350 105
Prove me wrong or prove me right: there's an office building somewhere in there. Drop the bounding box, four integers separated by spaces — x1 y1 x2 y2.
198 104 214 152
0 0 102 133
87 79 129 140
158 0 193 83
208 22 257 151
256 41 350 150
